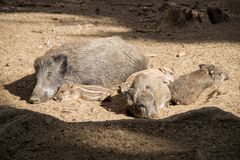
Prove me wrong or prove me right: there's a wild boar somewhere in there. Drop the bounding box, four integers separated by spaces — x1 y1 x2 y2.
53 84 112 102
126 69 173 119
30 37 147 103
170 64 228 105
120 67 176 93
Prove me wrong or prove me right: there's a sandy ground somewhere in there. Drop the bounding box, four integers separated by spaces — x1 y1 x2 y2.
0 0 240 159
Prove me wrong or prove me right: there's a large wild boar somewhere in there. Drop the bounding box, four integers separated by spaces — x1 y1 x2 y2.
30 37 147 103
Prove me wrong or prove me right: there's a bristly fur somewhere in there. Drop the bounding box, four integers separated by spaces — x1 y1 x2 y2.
31 37 147 103
170 64 227 105
127 71 172 119
52 54 68 75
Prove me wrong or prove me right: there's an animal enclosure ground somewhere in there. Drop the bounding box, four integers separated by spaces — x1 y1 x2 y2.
0 0 240 159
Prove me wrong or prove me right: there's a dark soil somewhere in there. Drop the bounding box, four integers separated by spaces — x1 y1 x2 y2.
0 106 240 160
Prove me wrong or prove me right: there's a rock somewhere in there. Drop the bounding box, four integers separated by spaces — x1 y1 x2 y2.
176 51 187 57
95 8 100 14
207 6 229 24
163 1 177 7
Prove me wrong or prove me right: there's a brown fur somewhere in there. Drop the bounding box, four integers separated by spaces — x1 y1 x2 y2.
170 64 228 105
154 7 202 31
126 71 172 119
53 84 112 102
120 67 176 93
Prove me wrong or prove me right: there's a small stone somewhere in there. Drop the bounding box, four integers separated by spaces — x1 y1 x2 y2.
176 52 186 57
5 63 10 67
106 108 112 111
181 2 190 7
207 6 229 24
51 17 59 21
129 8 136 12
164 1 177 7
90 107 95 113
95 8 100 14
31 30 43 33
72 118 76 122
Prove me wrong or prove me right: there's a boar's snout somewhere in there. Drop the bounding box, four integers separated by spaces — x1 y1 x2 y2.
30 93 50 104
127 104 147 118
30 95 41 104
30 86 55 104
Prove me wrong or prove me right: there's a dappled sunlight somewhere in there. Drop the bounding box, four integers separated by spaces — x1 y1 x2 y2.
1 0 240 43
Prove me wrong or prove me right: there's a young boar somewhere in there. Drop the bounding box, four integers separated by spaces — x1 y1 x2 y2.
53 84 112 102
120 67 176 93
126 69 174 119
170 64 228 105
30 37 147 103
155 6 202 31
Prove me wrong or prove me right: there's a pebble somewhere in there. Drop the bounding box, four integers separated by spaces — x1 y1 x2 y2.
176 52 187 57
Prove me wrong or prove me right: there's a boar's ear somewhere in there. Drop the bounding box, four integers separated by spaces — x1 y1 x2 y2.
199 64 207 70
53 54 68 75
145 85 153 91
207 65 216 77
34 57 41 71
127 88 136 105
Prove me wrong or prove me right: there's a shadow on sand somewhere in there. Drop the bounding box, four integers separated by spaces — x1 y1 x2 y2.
0 0 240 43
0 105 239 160
100 93 128 115
4 74 36 103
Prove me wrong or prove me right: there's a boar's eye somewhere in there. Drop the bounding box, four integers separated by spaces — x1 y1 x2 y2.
47 71 52 77
146 85 151 90
60 90 65 94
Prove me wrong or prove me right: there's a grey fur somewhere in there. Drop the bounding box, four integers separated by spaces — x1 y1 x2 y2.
30 37 147 103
